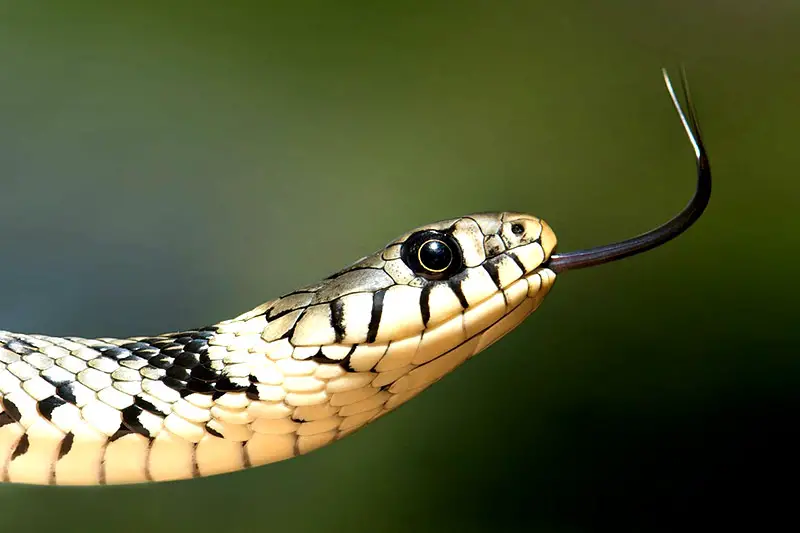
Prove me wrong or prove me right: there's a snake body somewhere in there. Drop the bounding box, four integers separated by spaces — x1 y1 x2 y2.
0 69 710 486
0 213 557 485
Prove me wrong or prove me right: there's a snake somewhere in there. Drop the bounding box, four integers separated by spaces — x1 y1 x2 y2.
0 70 710 486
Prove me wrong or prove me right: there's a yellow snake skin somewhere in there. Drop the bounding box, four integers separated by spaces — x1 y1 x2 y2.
0 212 557 485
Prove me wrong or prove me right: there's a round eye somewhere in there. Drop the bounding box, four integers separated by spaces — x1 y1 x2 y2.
418 239 453 273
511 222 525 235
400 230 464 280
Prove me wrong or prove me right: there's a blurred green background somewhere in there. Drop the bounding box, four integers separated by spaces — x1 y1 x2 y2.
0 1 798 532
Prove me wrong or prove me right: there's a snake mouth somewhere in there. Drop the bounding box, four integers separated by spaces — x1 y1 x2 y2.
461 265 557 356
337 266 558 401
402 265 557 366
257 263 557 399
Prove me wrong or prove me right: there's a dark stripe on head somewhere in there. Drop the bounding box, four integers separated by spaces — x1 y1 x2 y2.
311 348 345 365
420 285 432 326
330 299 346 344
482 260 503 290
447 279 469 309
366 290 387 343
340 345 358 372
509 252 527 274
266 306 301 322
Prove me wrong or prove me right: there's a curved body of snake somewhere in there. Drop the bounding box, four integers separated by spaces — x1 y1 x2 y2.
0 70 710 485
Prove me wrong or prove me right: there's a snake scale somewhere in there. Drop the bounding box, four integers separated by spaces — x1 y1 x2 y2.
0 70 710 485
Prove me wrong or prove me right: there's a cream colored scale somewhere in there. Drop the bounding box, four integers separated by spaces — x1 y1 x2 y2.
0 70 710 485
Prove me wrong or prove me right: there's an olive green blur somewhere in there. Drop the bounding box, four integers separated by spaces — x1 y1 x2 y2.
0 2 797 531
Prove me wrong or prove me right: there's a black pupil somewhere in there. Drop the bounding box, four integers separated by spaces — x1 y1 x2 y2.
419 240 452 272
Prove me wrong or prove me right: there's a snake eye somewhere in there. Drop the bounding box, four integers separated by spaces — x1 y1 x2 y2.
418 239 452 272
400 230 463 280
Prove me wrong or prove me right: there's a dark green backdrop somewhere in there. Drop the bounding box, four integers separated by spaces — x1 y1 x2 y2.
0 2 797 532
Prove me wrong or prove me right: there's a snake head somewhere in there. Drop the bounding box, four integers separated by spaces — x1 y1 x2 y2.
230 213 558 397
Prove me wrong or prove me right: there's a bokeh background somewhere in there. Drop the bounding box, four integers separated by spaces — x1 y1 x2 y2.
0 1 797 532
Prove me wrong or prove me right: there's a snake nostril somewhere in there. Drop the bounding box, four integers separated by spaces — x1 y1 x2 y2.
511 223 525 235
